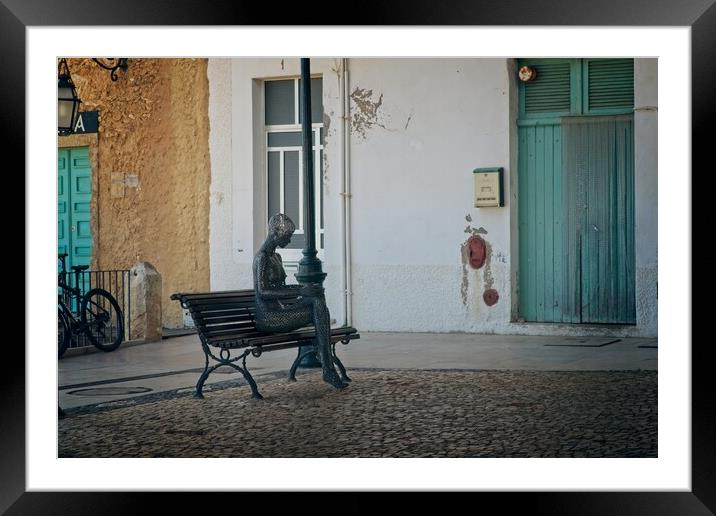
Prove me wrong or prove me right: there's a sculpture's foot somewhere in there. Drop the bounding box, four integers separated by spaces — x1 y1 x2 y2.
322 369 348 390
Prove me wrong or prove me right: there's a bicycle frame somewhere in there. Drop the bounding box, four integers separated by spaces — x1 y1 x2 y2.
58 253 125 353
58 255 89 335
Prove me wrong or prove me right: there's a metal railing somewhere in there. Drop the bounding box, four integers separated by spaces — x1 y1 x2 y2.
59 269 132 351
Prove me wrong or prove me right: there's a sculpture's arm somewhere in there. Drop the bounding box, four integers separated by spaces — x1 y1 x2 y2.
254 254 302 300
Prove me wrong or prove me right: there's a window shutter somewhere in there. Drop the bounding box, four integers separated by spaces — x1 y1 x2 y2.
586 59 634 112
524 62 572 114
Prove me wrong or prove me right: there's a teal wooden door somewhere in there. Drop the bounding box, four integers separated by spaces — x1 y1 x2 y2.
57 147 93 270
518 59 635 324
562 115 635 324
58 150 70 261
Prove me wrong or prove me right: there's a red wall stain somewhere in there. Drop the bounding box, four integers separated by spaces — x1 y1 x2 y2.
483 289 499 306
468 236 487 269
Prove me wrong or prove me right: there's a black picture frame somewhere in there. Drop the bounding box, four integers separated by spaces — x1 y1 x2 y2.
6 0 714 512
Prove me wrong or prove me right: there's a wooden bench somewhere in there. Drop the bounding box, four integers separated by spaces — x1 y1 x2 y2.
170 289 360 399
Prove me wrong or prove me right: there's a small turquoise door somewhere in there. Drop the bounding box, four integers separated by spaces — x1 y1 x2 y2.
518 59 636 324
58 147 93 270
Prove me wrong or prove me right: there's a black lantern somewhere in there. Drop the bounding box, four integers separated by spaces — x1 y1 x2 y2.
57 59 81 136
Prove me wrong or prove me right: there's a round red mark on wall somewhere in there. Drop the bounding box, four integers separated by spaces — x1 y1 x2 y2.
483 289 499 306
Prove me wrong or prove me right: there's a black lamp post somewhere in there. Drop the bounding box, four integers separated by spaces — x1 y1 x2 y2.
295 58 327 286
57 59 81 135
295 58 327 367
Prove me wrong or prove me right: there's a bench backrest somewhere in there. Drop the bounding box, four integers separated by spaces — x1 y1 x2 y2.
170 289 300 346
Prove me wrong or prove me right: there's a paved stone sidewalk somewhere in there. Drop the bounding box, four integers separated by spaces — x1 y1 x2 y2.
58 369 657 458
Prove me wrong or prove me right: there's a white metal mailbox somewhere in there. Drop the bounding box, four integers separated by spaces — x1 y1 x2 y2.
473 167 504 207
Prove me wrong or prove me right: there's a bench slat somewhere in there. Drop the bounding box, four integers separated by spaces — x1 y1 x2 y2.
196 314 255 325
246 328 359 346
189 300 257 312
202 323 258 337
206 326 358 347
213 332 361 350
172 290 254 301
193 308 255 319
246 333 361 352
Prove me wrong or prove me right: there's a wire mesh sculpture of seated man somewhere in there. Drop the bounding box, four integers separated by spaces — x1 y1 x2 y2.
253 213 348 389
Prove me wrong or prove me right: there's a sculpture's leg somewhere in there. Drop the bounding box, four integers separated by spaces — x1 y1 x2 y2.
312 297 347 389
331 342 352 383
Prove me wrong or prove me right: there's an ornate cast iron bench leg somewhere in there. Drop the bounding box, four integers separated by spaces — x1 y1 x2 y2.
288 344 318 382
195 344 264 400
195 341 212 399
239 349 264 400
332 341 352 383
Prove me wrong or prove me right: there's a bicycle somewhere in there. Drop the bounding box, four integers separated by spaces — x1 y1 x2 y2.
58 253 125 358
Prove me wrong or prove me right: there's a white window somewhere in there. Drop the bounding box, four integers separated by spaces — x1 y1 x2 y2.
264 77 324 275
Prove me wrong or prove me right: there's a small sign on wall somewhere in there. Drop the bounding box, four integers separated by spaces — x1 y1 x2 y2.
111 173 140 198
73 111 99 134
125 174 139 188
473 167 504 207
111 172 125 198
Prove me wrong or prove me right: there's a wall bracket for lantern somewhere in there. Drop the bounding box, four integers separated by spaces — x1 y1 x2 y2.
91 58 129 81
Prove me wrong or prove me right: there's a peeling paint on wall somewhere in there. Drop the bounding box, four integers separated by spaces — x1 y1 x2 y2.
482 239 495 290
323 111 332 138
350 87 386 139
322 111 332 194
460 240 470 306
464 225 488 235
460 214 499 307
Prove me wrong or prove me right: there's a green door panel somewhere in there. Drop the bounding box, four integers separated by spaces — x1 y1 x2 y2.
58 150 70 262
69 148 92 267
57 147 92 272
518 123 574 323
562 115 636 324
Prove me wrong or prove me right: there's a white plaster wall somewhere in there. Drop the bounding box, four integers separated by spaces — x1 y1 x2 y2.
347 59 513 332
634 58 658 337
207 59 234 289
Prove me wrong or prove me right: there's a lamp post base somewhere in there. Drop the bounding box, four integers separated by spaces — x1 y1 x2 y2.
297 345 322 368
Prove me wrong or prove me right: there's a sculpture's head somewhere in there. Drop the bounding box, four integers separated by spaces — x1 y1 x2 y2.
267 213 296 248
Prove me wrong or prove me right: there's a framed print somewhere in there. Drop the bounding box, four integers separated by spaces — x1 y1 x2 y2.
6 0 715 512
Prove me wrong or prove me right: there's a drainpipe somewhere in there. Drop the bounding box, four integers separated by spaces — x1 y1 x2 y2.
340 58 353 327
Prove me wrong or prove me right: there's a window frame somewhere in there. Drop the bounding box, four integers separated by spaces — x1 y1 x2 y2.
263 77 325 267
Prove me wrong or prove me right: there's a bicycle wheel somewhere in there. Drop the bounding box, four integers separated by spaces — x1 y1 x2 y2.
58 309 70 358
80 288 125 352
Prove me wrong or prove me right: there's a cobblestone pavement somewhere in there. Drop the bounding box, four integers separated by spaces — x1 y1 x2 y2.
58 369 657 458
